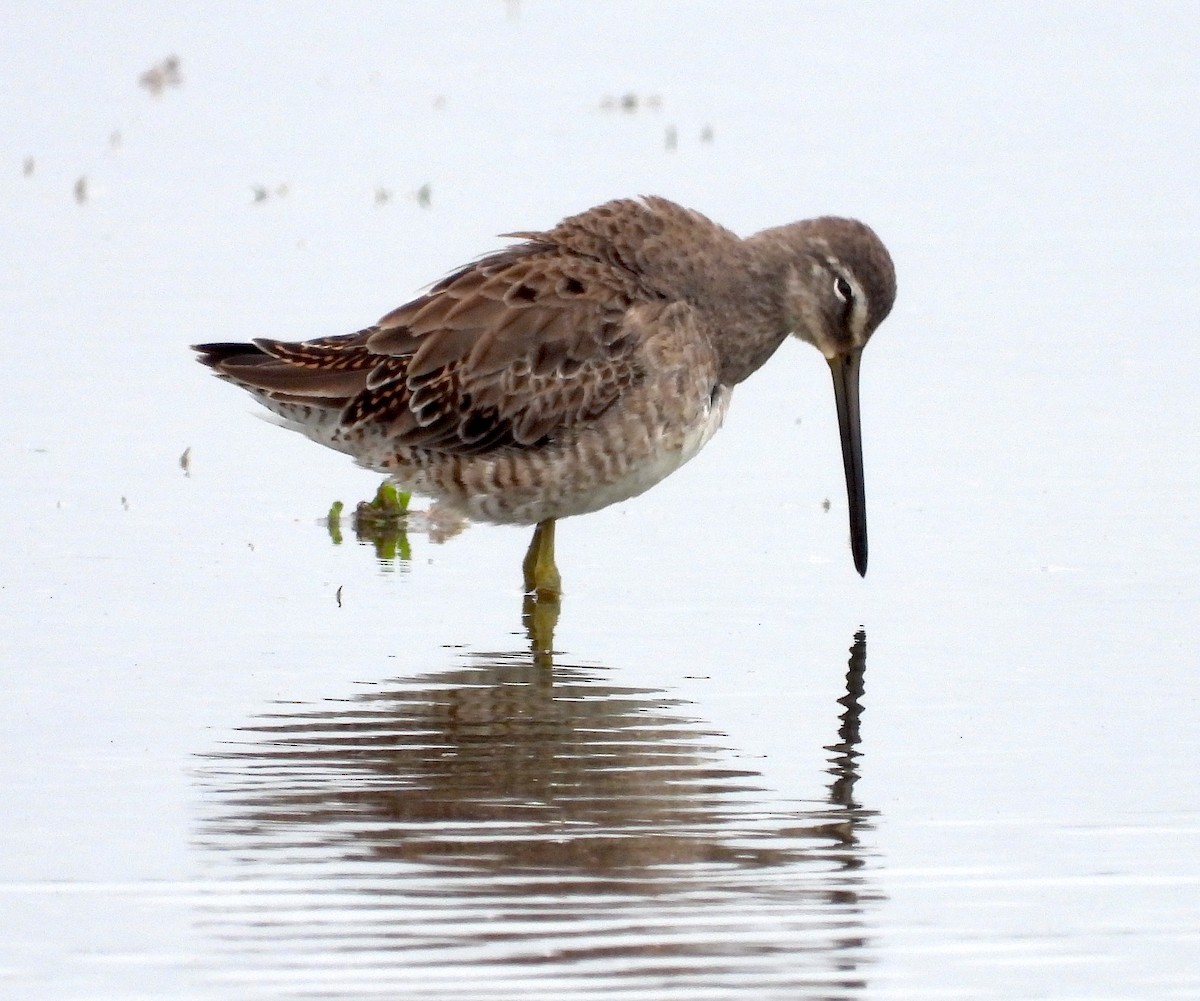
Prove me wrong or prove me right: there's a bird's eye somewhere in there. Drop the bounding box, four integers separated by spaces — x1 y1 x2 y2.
833 275 854 303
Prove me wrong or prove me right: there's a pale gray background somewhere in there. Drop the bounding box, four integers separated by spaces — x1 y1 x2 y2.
1 3 1197 998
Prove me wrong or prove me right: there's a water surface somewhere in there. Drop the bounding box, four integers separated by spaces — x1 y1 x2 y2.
2 3 1198 999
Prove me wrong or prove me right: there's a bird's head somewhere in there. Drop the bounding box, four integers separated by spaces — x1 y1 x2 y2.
780 216 896 360
774 217 897 577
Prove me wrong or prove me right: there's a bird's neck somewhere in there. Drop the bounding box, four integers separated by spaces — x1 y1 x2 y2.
629 206 801 388
708 229 801 387
548 198 799 387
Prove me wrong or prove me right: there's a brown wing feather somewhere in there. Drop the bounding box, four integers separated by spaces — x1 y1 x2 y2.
355 243 658 447
198 235 666 452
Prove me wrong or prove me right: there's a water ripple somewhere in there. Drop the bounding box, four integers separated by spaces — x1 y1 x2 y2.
193 633 877 999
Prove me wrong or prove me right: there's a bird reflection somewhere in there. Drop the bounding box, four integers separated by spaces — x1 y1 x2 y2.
195 631 878 997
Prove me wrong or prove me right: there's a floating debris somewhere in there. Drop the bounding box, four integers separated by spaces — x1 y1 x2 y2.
120 496 129 511
600 92 662 114
73 176 88 204
413 183 432 209
665 125 677 151
822 498 832 512
335 584 343 607
356 481 410 523
22 157 34 177
700 124 714 143
139 55 182 96
328 482 467 560
179 446 191 476
352 482 412 561
251 183 289 204
327 500 345 545
374 187 392 206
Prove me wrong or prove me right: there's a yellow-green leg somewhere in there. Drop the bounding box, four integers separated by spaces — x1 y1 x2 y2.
522 519 562 600
521 520 561 666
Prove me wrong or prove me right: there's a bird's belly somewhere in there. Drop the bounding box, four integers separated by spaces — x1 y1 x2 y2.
374 384 731 526
547 387 730 518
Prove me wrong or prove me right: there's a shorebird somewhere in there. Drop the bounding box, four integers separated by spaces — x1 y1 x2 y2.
195 196 896 598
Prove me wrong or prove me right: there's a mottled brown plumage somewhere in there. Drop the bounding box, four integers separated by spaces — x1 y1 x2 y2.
194 196 896 586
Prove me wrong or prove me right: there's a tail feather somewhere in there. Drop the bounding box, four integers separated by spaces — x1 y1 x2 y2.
192 341 267 368
192 341 367 401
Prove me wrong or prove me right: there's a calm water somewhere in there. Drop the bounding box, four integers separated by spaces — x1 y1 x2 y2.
194 638 873 998
2 3 1198 999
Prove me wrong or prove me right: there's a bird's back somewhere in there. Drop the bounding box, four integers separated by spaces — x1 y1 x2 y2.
195 198 734 523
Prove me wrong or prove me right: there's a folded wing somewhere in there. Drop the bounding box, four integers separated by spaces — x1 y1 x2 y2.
196 237 669 455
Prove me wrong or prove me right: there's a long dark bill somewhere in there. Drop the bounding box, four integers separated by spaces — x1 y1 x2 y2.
829 350 868 577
